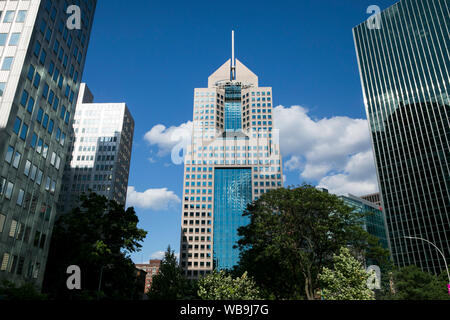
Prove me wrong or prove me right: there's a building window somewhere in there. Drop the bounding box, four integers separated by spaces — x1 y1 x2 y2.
27 97 35 114
16 189 24 206
16 10 27 23
1 253 9 271
5 182 13 199
5 146 13 164
0 33 7 46
27 65 35 81
12 151 21 169
20 90 28 107
3 11 15 23
2 57 13 70
0 213 5 233
40 50 47 64
13 117 21 134
33 72 41 88
34 41 41 57
20 123 28 140
9 33 20 46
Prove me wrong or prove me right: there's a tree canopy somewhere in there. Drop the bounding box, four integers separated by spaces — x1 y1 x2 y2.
318 247 375 300
148 246 197 300
42 193 147 300
198 270 260 300
236 185 390 300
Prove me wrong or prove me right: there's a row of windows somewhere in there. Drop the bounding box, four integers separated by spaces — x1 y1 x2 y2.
0 32 21 46
0 251 41 279
71 183 111 192
0 9 27 24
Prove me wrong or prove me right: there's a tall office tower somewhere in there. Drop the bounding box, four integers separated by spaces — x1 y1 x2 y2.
353 0 449 275
58 83 134 214
0 0 96 287
180 33 283 279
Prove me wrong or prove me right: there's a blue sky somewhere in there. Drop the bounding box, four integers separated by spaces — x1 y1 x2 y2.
81 0 398 263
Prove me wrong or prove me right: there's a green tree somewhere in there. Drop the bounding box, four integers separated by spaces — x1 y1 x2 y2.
237 185 389 300
318 247 375 300
382 265 450 300
198 270 260 300
42 193 147 300
0 281 48 301
148 246 197 300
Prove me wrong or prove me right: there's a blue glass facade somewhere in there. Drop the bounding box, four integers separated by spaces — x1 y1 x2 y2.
213 168 252 270
224 85 242 131
341 195 390 266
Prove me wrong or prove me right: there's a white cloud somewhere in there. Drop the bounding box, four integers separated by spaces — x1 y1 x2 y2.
127 186 181 211
284 155 302 171
274 105 378 196
150 251 165 260
144 121 193 157
150 251 180 261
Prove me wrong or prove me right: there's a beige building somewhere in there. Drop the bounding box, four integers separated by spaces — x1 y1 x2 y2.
180 35 283 278
58 83 134 213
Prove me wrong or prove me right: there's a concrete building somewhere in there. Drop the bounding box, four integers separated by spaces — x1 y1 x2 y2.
354 0 449 274
0 0 96 288
135 259 161 294
58 83 134 213
179 32 283 278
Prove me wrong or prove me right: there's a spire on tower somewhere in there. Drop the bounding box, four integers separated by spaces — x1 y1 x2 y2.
231 30 236 81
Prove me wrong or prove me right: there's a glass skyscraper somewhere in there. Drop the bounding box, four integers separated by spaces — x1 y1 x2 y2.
353 0 449 275
180 35 283 278
340 194 390 266
0 0 96 288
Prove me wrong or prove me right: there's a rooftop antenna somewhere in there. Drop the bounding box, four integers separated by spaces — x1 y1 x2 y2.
231 30 236 81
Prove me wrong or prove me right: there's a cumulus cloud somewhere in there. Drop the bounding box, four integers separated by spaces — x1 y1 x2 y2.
274 105 378 196
127 186 181 211
150 251 165 260
144 121 193 157
150 251 179 261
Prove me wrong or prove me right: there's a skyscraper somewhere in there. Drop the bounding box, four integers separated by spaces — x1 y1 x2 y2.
0 0 96 287
58 83 134 214
353 0 449 274
180 32 283 278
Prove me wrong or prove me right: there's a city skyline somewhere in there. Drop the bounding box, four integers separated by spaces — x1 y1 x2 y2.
75 0 400 264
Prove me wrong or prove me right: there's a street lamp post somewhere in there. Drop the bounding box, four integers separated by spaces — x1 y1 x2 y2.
405 236 450 296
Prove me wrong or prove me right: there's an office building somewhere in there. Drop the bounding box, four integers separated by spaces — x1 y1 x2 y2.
0 0 96 288
135 259 161 294
360 192 382 207
353 0 449 274
58 83 134 213
340 194 390 266
179 32 283 278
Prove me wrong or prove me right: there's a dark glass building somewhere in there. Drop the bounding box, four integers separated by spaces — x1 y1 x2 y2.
353 0 449 275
